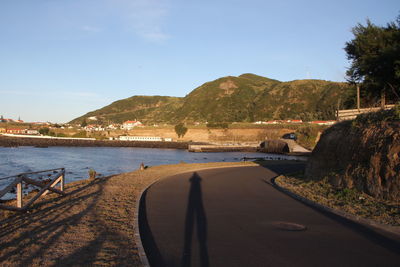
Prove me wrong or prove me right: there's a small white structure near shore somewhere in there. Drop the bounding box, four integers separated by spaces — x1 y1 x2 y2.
119 136 162 141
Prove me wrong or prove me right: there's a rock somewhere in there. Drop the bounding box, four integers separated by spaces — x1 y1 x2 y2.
305 119 400 201
259 140 289 154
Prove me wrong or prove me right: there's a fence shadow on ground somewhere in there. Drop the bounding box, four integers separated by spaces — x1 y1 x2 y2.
0 175 141 266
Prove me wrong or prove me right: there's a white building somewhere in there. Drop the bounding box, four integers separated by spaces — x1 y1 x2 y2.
26 129 39 135
85 125 105 131
119 136 162 141
107 124 120 130
121 120 143 130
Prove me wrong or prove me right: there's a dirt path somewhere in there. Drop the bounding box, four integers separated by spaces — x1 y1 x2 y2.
0 162 256 266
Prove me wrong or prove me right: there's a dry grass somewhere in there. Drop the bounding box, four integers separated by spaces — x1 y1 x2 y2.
0 161 256 266
275 175 400 226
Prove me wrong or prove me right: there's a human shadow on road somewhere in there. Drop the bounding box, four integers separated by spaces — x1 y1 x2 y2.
181 172 209 267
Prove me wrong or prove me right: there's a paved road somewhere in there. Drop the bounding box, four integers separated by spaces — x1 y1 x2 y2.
140 164 400 267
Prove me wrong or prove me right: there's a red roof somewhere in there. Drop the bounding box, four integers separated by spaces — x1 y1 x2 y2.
124 120 142 124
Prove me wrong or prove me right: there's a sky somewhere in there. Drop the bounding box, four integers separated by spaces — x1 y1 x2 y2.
0 0 399 123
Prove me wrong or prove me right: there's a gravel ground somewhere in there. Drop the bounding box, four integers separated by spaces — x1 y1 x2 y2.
275 175 400 226
0 161 256 267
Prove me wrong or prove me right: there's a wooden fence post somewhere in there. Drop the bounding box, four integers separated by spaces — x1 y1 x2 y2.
17 180 23 208
60 170 65 192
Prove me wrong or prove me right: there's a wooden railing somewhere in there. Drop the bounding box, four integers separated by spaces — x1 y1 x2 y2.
0 168 66 212
336 104 395 121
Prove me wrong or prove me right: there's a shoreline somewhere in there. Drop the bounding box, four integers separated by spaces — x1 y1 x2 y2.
0 136 260 152
0 136 311 155
0 136 193 149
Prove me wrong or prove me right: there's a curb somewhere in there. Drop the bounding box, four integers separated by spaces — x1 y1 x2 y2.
134 179 160 267
269 176 400 244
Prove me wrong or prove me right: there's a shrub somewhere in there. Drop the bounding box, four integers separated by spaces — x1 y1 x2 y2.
39 127 50 135
88 169 96 180
175 123 188 138
352 103 400 128
295 125 326 150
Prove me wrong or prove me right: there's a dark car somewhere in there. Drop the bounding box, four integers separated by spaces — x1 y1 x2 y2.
282 132 297 140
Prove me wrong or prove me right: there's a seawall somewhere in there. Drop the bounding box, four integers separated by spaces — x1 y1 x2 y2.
0 136 191 149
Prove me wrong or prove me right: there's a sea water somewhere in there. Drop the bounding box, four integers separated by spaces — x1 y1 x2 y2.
0 146 272 189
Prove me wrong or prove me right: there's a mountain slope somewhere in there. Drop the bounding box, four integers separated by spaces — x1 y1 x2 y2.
70 74 353 124
252 79 351 121
70 95 183 124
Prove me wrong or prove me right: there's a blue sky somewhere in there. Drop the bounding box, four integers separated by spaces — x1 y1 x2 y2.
0 0 398 123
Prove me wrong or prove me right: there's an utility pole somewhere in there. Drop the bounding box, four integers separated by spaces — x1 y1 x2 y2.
356 84 360 111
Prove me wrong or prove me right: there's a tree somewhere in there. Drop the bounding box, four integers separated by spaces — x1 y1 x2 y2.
345 16 400 107
39 127 50 135
81 119 87 127
175 123 188 138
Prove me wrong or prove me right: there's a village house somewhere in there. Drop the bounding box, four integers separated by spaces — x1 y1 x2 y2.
26 129 39 135
265 120 280 124
6 129 26 134
106 124 120 130
84 124 105 131
288 119 303 123
121 120 143 130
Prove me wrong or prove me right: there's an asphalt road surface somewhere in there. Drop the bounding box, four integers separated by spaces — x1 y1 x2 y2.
140 163 400 267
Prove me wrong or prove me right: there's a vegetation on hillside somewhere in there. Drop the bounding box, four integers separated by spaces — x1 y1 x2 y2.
70 96 182 125
70 73 354 125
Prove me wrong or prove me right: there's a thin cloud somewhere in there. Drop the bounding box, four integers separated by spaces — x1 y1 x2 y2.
111 0 171 42
82 25 102 33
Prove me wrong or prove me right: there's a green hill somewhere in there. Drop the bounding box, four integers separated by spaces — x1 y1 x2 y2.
70 95 183 124
70 74 353 124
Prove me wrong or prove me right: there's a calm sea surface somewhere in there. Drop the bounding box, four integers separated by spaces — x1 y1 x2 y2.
0 146 272 188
